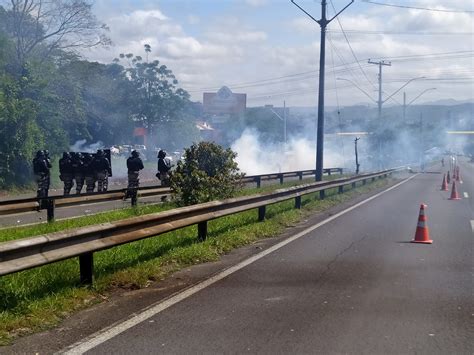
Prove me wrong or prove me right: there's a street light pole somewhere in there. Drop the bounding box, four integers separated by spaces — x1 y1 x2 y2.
403 88 437 121
268 103 287 144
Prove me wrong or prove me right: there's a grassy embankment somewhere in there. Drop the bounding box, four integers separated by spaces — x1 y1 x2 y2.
0 176 392 345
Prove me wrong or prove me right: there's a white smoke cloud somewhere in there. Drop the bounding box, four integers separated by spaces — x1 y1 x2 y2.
231 129 347 175
69 140 105 153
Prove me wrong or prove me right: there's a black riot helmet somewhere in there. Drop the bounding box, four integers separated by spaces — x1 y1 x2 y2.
131 150 139 157
43 150 49 157
36 150 44 157
157 150 166 159
62 152 70 159
96 149 104 156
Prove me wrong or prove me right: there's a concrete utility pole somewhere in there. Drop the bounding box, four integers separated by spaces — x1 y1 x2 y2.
291 0 354 183
368 60 391 121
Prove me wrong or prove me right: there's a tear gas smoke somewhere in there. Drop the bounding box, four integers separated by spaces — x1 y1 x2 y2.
231 129 347 175
69 140 104 153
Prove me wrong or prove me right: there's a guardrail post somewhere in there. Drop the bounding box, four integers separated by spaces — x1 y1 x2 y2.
327 169 332 176
198 221 207 241
256 177 261 188
363 179 367 185
372 177 376 182
298 172 303 181
319 190 325 200
46 199 55 222
295 196 301 209
352 182 356 189
338 185 344 194
279 174 284 185
258 206 266 221
79 252 94 285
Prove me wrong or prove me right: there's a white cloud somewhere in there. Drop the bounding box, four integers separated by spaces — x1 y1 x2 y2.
245 0 268 7
83 2 473 107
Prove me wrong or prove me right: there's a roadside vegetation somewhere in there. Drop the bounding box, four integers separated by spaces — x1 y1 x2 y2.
0 177 391 345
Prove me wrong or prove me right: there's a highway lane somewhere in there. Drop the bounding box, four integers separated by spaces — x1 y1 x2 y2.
72 162 472 354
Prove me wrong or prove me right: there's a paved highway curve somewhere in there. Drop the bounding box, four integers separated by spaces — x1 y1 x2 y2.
53 161 473 355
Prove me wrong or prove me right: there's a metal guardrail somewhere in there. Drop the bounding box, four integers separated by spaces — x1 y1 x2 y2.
0 168 395 284
0 168 343 221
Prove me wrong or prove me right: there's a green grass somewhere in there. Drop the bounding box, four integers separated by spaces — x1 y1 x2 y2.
0 176 390 345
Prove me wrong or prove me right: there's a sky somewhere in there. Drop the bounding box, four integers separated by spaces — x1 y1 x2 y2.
83 0 474 108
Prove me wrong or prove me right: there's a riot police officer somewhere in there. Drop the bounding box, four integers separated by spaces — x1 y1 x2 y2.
59 152 74 195
71 152 85 194
126 150 144 197
157 150 171 186
93 149 110 192
82 153 96 193
42 150 52 191
32 150 50 198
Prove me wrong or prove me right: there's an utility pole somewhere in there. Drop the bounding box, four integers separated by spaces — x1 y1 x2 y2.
368 60 391 121
291 0 354 183
354 137 360 174
368 60 391 169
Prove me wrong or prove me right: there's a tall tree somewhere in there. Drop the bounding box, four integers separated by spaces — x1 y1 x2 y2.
0 0 110 69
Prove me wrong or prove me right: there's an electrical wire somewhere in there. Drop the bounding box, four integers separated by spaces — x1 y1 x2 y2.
329 0 376 89
361 0 474 14
328 31 347 169
328 30 474 36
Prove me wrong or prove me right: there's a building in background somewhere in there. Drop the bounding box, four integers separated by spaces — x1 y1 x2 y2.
202 86 246 145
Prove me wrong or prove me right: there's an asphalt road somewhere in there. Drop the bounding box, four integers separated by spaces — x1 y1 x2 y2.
54 161 472 354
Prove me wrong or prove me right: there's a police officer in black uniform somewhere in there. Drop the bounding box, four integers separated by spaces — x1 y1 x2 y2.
94 149 110 192
126 150 144 199
71 152 85 194
42 150 52 192
33 150 50 198
59 152 74 195
83 153 96 193
157 150 172 186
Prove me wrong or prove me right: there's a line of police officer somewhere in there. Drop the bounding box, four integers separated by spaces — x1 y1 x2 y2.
59 150 111 196
33 149 111 198
33 149 170 199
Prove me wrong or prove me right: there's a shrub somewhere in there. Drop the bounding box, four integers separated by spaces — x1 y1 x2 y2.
170 142 244 206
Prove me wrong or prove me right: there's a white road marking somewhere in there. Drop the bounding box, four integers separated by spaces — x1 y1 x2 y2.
463 192 469 198
471 221 474 234
60 174 420 355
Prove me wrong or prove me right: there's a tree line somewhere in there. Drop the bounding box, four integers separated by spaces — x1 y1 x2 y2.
0 0 199 188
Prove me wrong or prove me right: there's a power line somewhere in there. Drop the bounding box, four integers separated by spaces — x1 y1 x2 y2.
329 0 376 89
328 30 474 36
185 51 473 92
361 0 474 14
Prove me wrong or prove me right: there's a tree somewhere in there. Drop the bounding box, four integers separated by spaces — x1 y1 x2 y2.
171 142 244 206
0 75 44 186
115 45 198 149
0 0 110 68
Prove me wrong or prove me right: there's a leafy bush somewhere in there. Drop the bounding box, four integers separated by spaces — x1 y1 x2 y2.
170 142 244 206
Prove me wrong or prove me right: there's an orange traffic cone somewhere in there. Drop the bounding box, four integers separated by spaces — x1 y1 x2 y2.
446 171 451 184
441 174 448 191
449 181 461 200
411 204 432 244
